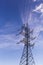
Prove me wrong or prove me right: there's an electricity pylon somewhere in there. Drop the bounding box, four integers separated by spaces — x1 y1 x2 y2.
16 23 35 65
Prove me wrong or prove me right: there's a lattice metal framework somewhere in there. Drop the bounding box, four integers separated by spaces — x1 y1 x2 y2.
17 23 35 65
17 0 36 65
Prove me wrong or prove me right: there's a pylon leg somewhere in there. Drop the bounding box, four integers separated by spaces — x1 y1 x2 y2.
19 44 35 65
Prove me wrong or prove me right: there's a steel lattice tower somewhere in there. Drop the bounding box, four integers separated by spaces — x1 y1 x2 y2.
17 23 35 65
17 0 36 65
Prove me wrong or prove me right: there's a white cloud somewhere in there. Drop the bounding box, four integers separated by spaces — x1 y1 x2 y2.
0 2 43 49
33 3 43 13
0 33 24 49
0 22 24 49
21 5 43 48
0 22 19 35
0 34 15 48
33 0 36 2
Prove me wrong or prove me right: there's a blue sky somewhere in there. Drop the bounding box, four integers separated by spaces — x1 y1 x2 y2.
0 0 43 65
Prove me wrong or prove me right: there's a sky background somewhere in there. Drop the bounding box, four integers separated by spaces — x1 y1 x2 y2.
0 0 43 65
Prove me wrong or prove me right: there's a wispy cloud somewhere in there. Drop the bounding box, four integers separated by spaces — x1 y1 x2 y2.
0 1 43 49
0 34 15 48
0 23 16 34
20 1 43 48
33 3 43 13
0 34 24 49
33 0 36 2
0 22 23 49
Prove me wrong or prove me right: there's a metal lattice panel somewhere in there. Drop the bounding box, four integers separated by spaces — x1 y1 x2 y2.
17 23 36 65
19 44 35 65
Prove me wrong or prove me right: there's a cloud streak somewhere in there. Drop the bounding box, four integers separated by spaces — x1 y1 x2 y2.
33 3 43 13
0 22 23 49
0 0 43 49
18 1 43 48
0 34 24 49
